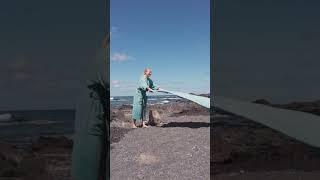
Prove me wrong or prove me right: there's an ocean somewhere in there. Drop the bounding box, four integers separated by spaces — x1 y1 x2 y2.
0 109 75 141
0 109 74 147
111 94 185 107
0 95 185 141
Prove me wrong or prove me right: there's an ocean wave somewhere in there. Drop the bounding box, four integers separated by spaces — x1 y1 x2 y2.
148 100 171 105
162 100 170 103
164 97 182 100
111 99 129 102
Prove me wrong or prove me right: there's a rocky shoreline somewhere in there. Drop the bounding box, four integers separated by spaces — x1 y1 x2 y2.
212 99 320 178
1 98 320 179
0 136 72 180
110 101 210 144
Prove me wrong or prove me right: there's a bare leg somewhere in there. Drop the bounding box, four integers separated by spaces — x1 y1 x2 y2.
142 119 148 128
131 119 137 128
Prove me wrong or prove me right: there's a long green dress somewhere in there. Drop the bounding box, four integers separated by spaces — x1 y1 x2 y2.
132 75 158 120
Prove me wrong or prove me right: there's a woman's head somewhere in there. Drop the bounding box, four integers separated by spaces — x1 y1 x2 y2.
144 68 152 77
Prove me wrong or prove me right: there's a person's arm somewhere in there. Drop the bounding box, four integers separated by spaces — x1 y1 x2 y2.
139 76 153 92
150 79 160 90
147 87 154 92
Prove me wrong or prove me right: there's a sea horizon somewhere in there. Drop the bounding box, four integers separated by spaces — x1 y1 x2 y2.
111 92 210 98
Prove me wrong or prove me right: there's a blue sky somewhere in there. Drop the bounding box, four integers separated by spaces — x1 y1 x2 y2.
0 0 106 110
214 0 320 103
110 0 210 96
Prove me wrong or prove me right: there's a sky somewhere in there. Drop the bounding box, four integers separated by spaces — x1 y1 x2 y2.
213 0 320 103
3 0 319 110
110 0 210 96
0 0 107 110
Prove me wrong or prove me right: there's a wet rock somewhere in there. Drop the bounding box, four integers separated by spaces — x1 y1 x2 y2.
111 109 127 122
31 136 73 152
273 100 320 116
0 142 54 179
118 104 132 111
17 157 54 180
18 157 44 177
0 167 24 177
199 93 210 98
0 142 26 168
252 99 271 105
169 102 209 117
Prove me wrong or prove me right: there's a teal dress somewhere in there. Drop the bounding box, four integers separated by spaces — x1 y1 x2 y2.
132 75 158 120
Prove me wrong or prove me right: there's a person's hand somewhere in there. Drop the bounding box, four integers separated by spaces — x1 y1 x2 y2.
147 88 154 92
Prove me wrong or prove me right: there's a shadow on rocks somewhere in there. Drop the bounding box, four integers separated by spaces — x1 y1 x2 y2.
161 122 210 128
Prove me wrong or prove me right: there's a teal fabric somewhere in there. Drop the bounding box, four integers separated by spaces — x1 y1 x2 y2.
132 75 158 120
214 96 320 148
159 89 210 109
71 0 110 178
71 42 109 179
71 80 108 180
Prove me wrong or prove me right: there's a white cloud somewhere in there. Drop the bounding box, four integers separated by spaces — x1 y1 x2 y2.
112 80 120 88
112 80 119 84
110 26 119 38
111 80 137 88
111 52 133 62
110 80 138 96
111 26 118 33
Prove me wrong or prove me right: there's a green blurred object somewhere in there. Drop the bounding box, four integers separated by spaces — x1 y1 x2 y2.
71 27 110 180
71 78 109 180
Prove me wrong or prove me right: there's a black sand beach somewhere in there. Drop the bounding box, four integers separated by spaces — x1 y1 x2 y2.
110 102 210 180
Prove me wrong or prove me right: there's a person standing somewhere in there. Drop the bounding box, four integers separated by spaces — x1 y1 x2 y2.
132 68 161 128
